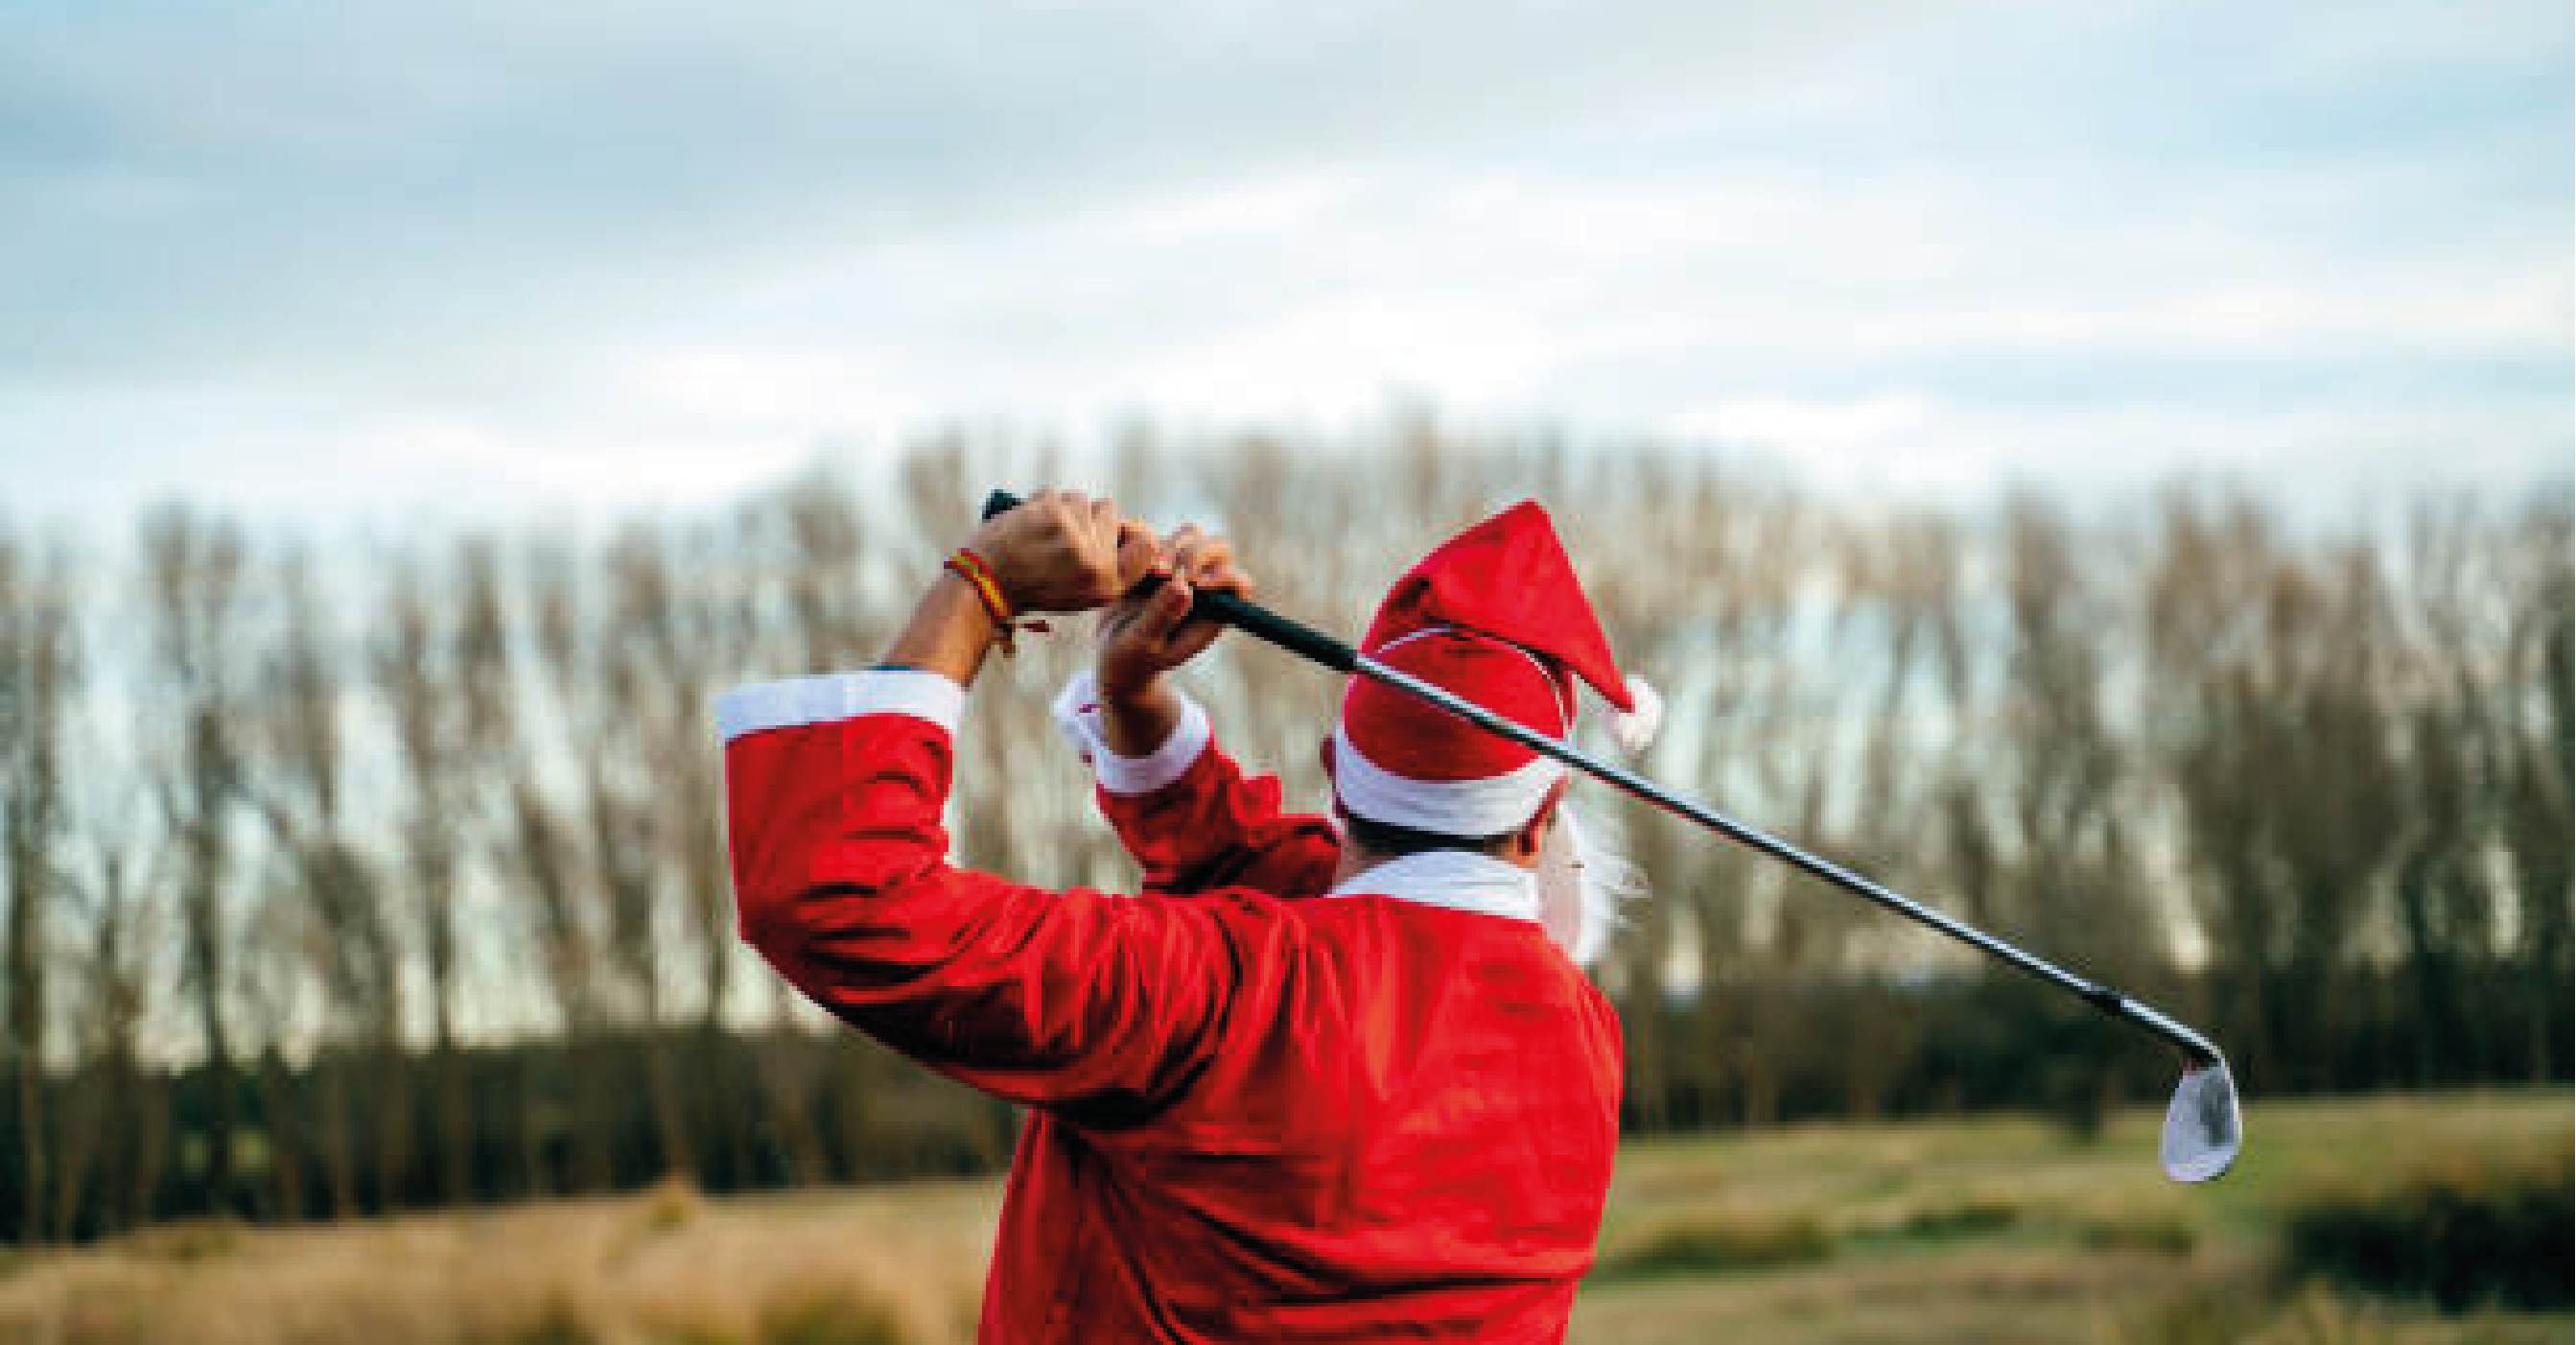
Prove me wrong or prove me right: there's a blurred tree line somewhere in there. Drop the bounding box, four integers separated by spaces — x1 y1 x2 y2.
0 432 2565 1242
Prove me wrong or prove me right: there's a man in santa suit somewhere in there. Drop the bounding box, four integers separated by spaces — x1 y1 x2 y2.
718 489 1649 1343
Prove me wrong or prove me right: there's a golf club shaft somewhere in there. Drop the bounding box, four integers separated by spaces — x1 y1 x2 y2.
977 489 2221 1068
1357 656 2220 1066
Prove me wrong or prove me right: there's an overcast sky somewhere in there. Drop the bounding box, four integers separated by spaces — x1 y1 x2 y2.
4 0 2567 533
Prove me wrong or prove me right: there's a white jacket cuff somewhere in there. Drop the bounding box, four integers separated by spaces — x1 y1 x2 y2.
1050 670 1212 796
715 669 965 743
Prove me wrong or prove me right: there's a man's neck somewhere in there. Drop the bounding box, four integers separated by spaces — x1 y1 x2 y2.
1330 843 1534 891
1329 845 1388 892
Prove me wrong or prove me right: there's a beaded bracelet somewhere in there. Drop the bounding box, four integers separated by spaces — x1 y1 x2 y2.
945 549 1020 655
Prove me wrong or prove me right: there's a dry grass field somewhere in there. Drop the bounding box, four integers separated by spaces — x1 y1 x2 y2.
0 1091 2564 1345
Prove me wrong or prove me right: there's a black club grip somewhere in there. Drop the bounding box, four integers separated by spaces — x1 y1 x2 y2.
978 490 1358 673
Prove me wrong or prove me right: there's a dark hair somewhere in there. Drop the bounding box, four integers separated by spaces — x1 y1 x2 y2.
1336 807 1517 860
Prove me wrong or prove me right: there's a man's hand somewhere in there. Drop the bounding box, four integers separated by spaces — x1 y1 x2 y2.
1098 526 1255 703
972 489 1163 615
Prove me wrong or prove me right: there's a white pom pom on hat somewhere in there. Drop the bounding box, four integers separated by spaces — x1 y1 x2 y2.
1613 673 1663 755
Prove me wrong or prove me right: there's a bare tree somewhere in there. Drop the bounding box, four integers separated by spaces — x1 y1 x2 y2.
375 538 516 1205
2146 494 2411 1089
2379 500 2508 1085
0 531 78 1240
52 834 160 1239
6 437 2564 1240
2497 493 2573 1079
140 504 250 1219
245 548 410 1216
640 516 767 1186
582 524 693 1178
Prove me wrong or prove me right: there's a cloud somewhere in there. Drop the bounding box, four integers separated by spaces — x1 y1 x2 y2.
0 0 1943 373
0 0 2564 526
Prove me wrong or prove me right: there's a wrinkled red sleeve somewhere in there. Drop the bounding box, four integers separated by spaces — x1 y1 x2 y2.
1097 744 1342 900
1052 672 1342 899
721 672 1263 1120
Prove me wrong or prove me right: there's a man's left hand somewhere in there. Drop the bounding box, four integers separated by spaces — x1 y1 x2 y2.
1098 525 1255 704
972 488 1164 615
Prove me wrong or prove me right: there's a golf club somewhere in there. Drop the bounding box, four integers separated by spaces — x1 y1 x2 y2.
982 489 2241 1183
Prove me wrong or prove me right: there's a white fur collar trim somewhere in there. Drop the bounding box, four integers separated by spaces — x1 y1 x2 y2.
1323 848 1540 924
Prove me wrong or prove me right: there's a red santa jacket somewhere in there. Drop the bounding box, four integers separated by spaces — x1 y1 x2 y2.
719 668 1624 1344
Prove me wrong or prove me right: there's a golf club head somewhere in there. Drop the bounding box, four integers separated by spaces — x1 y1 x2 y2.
2159 1059 2241 1183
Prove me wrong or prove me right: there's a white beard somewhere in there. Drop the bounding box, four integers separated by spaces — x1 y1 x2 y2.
1536 802 1643 968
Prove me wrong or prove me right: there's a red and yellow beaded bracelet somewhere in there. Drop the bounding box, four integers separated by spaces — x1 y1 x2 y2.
945 548 1023 655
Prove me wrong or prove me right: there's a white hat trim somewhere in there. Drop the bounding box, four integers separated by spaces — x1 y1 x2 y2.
1331 726 1565 837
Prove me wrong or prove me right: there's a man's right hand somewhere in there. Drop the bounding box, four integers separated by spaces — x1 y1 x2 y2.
1095 527 1254 754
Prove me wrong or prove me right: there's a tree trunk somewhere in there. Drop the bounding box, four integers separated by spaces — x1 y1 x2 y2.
182 801 240 1218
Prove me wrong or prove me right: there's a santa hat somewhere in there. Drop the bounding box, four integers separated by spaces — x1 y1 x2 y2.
1332 502 1660 960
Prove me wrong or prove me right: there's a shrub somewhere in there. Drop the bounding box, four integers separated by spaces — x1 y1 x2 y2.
755 1286 910 1345
54 1285 158 1345
2077 1210 2198 1258
1895 1197 2019 1239
1838 1196 2023 1249
1599 1215 1833 1279
2106 1284 2269 1345
2108 1283 2576 1345
2283 1139 2572 1311
638 1176 706 1235
123 1218 241 1263
2110 1285 2403 1345
478 1294 600 1345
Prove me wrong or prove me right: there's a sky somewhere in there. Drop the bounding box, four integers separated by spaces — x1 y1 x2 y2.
3 0 2568 534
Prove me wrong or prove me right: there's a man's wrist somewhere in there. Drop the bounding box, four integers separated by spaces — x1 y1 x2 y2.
960 520 1019 602
877 570 1000 688
1098 672 1183 758
1097 667 1171 709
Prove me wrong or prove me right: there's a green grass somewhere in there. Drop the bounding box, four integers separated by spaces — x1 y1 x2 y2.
0 1090 2563 1345
478 1295 599 1345
1599 1214 1834 1280
1576 1089 2571 1345
2283 1136 2572 1311
754 1287 913 1345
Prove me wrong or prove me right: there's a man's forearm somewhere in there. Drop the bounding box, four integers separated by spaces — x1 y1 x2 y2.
882 572 1003 686
1100 675 1184 757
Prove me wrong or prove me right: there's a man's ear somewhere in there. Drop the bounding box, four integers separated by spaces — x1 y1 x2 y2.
1510 778 1571 862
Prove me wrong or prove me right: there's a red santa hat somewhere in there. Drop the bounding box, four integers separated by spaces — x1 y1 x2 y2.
1331 501 1661 838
